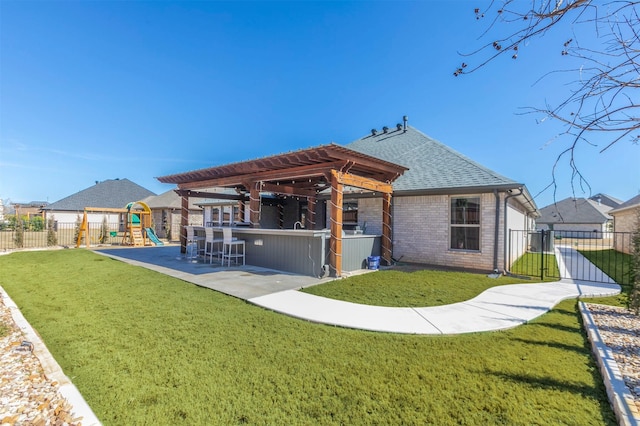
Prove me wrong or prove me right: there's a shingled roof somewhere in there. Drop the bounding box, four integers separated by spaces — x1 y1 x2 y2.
43 179 156 211
610 193 640 215
345 126 521 193
537 197 613 225
142 189 202 210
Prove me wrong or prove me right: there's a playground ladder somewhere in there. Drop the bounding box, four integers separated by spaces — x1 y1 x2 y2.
131 228 145 247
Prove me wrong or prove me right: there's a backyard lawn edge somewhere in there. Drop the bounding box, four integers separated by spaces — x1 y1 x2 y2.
0 286 102 426
580 301 640 426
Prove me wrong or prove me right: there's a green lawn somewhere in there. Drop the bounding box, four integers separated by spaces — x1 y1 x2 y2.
302 269 533 306
0 250 616 425
509 252 560 281
578 249 633 307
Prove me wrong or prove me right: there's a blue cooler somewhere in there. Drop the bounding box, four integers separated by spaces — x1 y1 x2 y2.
367 256 380 270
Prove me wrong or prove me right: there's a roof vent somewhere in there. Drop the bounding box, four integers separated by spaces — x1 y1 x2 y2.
403 115 408 132
396 123 402 131
371 128 377 135
382 126 389 133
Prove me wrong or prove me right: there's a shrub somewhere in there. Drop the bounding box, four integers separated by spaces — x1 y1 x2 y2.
74 215 82 246
47 216 58 247
13 217 24 248
31 216 44 231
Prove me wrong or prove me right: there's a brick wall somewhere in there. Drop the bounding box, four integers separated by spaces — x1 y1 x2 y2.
357 192 519 272
613 207 638 254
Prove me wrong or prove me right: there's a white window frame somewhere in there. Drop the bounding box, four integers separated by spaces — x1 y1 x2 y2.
449 196 481 251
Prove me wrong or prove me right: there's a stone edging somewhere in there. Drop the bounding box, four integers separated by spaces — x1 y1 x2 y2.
579 301 640 426
0 287 102 426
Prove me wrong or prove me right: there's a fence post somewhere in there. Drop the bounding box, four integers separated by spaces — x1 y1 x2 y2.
540 229 545 281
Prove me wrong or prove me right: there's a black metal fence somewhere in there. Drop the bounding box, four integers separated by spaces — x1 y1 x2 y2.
0 221 124 251
508 230 634 285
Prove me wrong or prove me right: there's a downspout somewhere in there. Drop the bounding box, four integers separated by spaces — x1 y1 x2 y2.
493 189 500 272
503 187 523 274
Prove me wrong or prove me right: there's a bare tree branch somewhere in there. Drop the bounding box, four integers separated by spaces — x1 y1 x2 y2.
456 1 640 200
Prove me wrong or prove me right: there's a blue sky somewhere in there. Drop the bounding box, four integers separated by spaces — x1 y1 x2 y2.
1 1 638 208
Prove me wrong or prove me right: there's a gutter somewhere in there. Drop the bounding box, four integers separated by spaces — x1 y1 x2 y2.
503 187 523 274
493 189 500 272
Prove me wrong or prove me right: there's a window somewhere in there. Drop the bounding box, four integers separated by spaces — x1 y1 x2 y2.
450 197 480 251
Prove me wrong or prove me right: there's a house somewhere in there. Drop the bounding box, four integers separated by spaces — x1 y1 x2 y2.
536 194 621 238
142 189 203 241
609 194 640 254
590 193 624 209
344 123 538 272
42 178 156 226
158 120 538 275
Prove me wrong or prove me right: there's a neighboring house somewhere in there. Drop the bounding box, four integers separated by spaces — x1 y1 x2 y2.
536 195 621 237
142 190 203 241
42 179 156 225
344 124 538 272
590 193 623 209
609 194 640 254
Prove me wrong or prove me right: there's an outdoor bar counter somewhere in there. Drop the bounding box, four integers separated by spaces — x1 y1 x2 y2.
198 227 381 277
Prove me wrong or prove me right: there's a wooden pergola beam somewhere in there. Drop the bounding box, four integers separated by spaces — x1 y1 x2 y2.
84 207 129 213
306 196 316 230
261 182 317 198
382 193 393 266
174 189 247 201
180 195 189 254
335 172 393 194
330 170 344 277
176 162 347 190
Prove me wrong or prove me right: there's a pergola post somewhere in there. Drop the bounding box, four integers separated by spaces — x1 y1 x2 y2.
180 194 189 254
330 170 344 277
237 199 245 223
248 181 261 228
382 192 393 266
306 196 316 230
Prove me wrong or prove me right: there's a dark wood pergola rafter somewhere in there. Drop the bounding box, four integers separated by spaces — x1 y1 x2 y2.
157 143 407 276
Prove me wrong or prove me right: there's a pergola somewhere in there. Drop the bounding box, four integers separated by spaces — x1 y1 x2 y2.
157 143 407 276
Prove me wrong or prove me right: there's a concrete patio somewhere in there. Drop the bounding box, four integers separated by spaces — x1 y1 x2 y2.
95 245 334 300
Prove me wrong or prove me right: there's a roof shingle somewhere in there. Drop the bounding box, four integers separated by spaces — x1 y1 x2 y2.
43 179 155 211
345 126 519 192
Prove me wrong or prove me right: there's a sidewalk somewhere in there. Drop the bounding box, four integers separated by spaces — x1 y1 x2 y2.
249 279 620 334
98 246 622 335
248 246 621 334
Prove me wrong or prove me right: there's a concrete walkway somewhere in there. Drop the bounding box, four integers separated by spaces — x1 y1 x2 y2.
248 246 621 334
98 245 621 335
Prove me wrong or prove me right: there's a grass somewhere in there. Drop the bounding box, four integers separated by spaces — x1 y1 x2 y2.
509 253 560 280
302 269 533 307
0 250 617 425
578 249 632 308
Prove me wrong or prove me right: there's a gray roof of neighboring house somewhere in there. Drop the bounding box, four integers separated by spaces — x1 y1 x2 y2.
142 190 202 210
609 193 640 214
43 179 156 211
345 126 521 193
589 193 623 208
537 197 613 224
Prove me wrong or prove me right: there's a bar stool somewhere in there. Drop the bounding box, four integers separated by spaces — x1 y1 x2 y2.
185 226 205 260
220 227 245 267
204 227 223 264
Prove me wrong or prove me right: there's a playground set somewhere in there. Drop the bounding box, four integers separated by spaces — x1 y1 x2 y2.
75 201 164 248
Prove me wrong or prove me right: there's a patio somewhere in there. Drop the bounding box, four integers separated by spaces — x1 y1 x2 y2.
95 245 334 300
